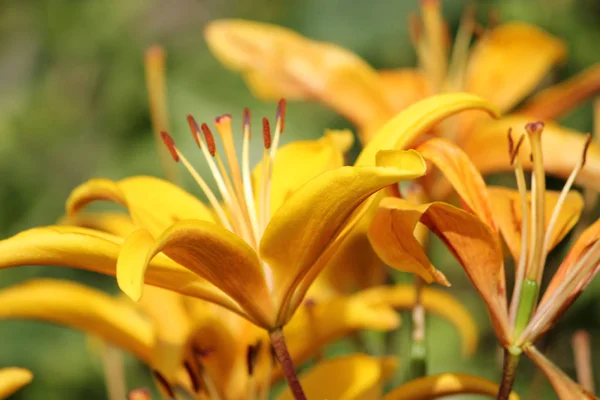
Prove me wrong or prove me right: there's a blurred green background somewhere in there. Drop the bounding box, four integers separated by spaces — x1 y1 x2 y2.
1 0 599 398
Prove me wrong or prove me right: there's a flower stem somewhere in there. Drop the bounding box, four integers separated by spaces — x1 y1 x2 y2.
497 348 521 400
409 276 427 379
269 329 307 400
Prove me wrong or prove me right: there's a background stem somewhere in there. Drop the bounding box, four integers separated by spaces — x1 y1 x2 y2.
269 329 307 400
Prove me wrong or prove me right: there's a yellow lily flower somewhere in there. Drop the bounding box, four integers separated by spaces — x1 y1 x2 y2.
0 368 32 399
204 2 600 188
367 123 599 399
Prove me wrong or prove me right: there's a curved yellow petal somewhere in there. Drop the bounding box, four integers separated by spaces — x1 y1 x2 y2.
384 373 520 400
0 279 154 363
518 63 600 121
358 284 478 357
356 93 500 167
525 346 597 400
275 354 388 400
372 197 510 345
416 137 497 230
261 151 427 323
488 187 584 261
252 135 346 217
66 176 215 237
462 117 600 189
117 221 274 328
368 197 449 286
0 226 239 312
204 19 394 141
59 212 136 238
378 69 431 113
0 368 33 399
465 22 566 113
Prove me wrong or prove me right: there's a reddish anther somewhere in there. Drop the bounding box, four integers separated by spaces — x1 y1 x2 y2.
277 98 287 133
160 131 179 162
200 123 217 156
262 117 272 149
187 114 203 148
243 108 251 129
582 134 592 167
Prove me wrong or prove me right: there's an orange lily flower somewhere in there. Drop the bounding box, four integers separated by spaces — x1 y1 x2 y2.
367 121 600 399
204 1 600 190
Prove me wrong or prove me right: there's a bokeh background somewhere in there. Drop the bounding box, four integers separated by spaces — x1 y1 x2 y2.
1 0 599 398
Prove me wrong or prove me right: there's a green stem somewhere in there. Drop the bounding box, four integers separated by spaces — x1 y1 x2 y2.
513 278 538 340
497 349 521 400
269 329 307 400
409 276 427 379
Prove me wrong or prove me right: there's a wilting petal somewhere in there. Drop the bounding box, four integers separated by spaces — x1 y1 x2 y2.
462 117 600 189
59 212 136 238
416 137 497 230
67 176 215 237
355 284 478 357
356 93 499 167
0 279 154 363
261 150 427 323
368 197 449 286
488 187 584 261
252 134 346 216
0 226 239 312
384 373 520 400
117 221 274 328
0 368 32 398
525 346 597 400
275 354 389 400
378 69 431 113
205 20 394 141
518 64 600 121
371 197 510 345
465 22 565 113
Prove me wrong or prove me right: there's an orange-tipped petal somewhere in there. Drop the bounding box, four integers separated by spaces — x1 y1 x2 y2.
384 372 520 400
117 222 274 328
66 176 215 237
518 64 600 121
488 187 584 261
204 19 394 142
465 22 566 113
377 69 431 113
525 346 598 400
371 197 510 345
462 117 600 190
416 137 497 230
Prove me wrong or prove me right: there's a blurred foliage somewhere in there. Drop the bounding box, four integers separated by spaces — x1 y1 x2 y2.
0 0 599 398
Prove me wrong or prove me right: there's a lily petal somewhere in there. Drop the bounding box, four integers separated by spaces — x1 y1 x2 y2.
462 117 600 189
66 176 215 237
518 64 600 121
0 368 33 399
371 197 510 345
378 69 431 113
117 221 274 328
0 226 239 312
261 151 427 323
275 354 388 400
252 135 346 217
0 279 154 363
356 93 500 167
204 19 394 141
357 284 479 357
384 373 520 400
368 197 449 286
416 137 497 230
59 212 137 238
488 187 584 261
465 22 566 113
525 346 597 400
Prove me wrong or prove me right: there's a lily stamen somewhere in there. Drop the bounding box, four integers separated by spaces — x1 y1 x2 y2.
260 117 273 233
241 108 261 241
160 131 232 231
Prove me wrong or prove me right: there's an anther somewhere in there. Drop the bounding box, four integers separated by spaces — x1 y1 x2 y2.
507 128 514 155
262 118 272 149
160 131 179 162
243 108 251 134
525 121 545 135
200 123 217 156
582 134 592 167
246 340 262 376
152 370 175 398
183 361 200 392
276 99 287 133
186 114 203 148
510 134 526 165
